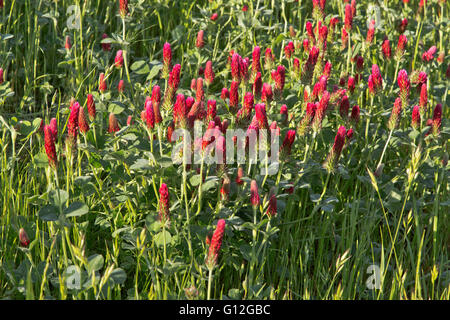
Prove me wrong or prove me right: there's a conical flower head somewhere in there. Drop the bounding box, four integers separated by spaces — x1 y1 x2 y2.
251 46 261 78
229 81 239 110
206 219 226 269
19 228 31 247
44 125 57 169
339 95 350 119
145 97 155 129
266 193 277 217
264 48 275 71
382 37 391 59
255 103 268 129
158 183 170 222
114 50 124 68
196 30 205 48
388 97 402 131
250 180 260 209
231 53 241 82
397 69 410 107
411 105 420 130
431 103 442 136
324 126 347 172
119 0 128 18
419 83 427 115
204 61 215 86
98 73 107 93
344 4 353 31
162 42 172 78
366 20 375 44
261 83 273 105
280 130 296 156
87 94 96 121
253 72 262 98
108 113 120 133
396 34 407 59
78 106 90 134
350 105 360 125
67 102 80 149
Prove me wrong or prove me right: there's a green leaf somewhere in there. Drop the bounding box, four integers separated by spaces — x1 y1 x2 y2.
64 202 89 217
145 214 162 233
130 60 150 75
38 205 59 221
108 101 126 114
189 174 201 186
201 177 218 192
87 254 104 274
130 158 152 171
147 63 163 80
33 153 49 168
154 230 172 247
110 268 127 285
74 176 92 186
48 189 69 207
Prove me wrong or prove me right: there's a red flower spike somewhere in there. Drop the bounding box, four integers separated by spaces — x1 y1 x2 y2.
388 98 402 131
366 20 375 44
253 72 262 98
67 102 80 149
205 61 215 86
324 126 347 171
108 113 120 133
431 103 442 136
411 105 420 130
221 88 229 100
206 219 226 269
114 50 124 68
229 81 239 110
145 97 155 129
251 46 261 78
78 106 90 134
397 69 410 107
381 37 391 59
207 100 217 122
250 180 260 209
344 4 353 31
65 36 72 50
98 73 107 93
266 193 277 217
350 105 360 125
158 183 170 222
44 125 57 169
119 0 128 18
19 228 31 247
117 79 124 93
264 48 275 71
419 83 427 115
281 130 296 156
236 167 244 185
87 94 96 121
49 118 58 139
196 77 204 103
255 103 268 129
162 42 172 78
231 53 241 83
196 30 205 48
